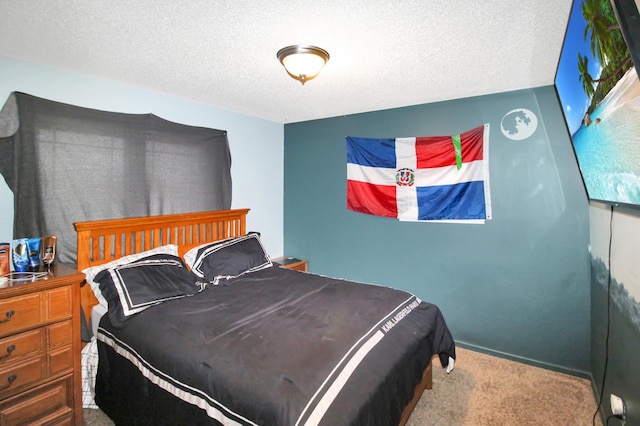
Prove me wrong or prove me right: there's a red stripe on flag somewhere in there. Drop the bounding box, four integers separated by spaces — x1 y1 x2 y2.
459 125 485 162
415 125 485 168
347 180 397 218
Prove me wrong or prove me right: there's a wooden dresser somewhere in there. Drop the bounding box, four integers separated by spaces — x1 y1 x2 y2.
0 264 83 426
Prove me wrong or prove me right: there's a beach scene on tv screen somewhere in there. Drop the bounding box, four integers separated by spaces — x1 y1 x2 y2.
556 0 640 205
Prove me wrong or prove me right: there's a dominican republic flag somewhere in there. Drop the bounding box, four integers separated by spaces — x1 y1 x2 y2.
346 124 491 222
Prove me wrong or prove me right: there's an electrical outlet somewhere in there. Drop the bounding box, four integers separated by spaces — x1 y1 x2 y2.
611 393 626 417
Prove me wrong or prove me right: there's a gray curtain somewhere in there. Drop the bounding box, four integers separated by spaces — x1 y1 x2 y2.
0 92 232 266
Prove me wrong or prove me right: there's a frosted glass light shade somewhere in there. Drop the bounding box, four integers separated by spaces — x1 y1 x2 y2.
277 45 330 85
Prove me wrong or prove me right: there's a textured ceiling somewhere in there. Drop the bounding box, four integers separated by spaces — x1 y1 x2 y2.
0 1 572 123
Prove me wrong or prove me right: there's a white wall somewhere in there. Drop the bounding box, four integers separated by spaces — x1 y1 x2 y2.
0 55 284 258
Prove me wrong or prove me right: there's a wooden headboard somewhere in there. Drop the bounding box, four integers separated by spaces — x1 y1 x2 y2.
74 208 250 324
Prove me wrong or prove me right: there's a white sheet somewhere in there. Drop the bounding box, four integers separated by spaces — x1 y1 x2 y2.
82 304 107 409
91 303 107 337
81 337 98 408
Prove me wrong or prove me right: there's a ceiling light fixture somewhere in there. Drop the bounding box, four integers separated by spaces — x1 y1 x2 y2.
277 45 330 85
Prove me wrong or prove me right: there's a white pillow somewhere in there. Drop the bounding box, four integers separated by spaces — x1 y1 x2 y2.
82 244 179 308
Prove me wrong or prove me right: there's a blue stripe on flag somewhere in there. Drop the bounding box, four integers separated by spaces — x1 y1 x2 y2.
416 181 486 220
346 137 397 168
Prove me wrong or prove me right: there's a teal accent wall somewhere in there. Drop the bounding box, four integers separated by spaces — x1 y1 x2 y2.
284 86 591 375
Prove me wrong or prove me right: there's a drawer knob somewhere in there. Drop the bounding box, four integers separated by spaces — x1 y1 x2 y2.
0 310 15 324
0 374 17 391
0 345 15 361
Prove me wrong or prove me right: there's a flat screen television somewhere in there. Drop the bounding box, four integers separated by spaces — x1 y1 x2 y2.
554 0 640 208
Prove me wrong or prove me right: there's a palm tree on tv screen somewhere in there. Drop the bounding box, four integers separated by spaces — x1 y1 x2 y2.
578 0 632 105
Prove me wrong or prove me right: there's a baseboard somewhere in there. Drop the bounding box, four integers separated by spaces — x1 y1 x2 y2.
455 340 593 380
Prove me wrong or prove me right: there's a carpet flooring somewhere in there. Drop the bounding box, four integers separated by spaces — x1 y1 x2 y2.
405 347 602 425
83 347 602 425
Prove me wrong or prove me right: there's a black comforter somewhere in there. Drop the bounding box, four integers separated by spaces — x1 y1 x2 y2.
95 266 455 425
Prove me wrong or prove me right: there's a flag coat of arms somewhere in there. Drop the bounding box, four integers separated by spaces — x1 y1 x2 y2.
346 124 491 222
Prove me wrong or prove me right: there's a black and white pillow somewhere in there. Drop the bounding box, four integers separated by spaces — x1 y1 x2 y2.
94 253 198 328
183 234 272 285
83 244 180 308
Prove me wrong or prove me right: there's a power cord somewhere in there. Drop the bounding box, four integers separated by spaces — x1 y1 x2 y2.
592 204 614 426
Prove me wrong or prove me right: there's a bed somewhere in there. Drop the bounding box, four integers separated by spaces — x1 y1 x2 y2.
75 209 455 425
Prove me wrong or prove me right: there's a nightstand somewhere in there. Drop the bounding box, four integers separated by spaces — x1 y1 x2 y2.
272 257 308 272
0 264 83 426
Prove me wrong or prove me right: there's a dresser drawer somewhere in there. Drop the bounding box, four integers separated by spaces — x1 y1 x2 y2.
0 329 44 366
47 321 72 350
0 356 45 400
45 287 72 323
0 375 74 426
49 415 74 426
48 346 73 376
0 294 42 338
